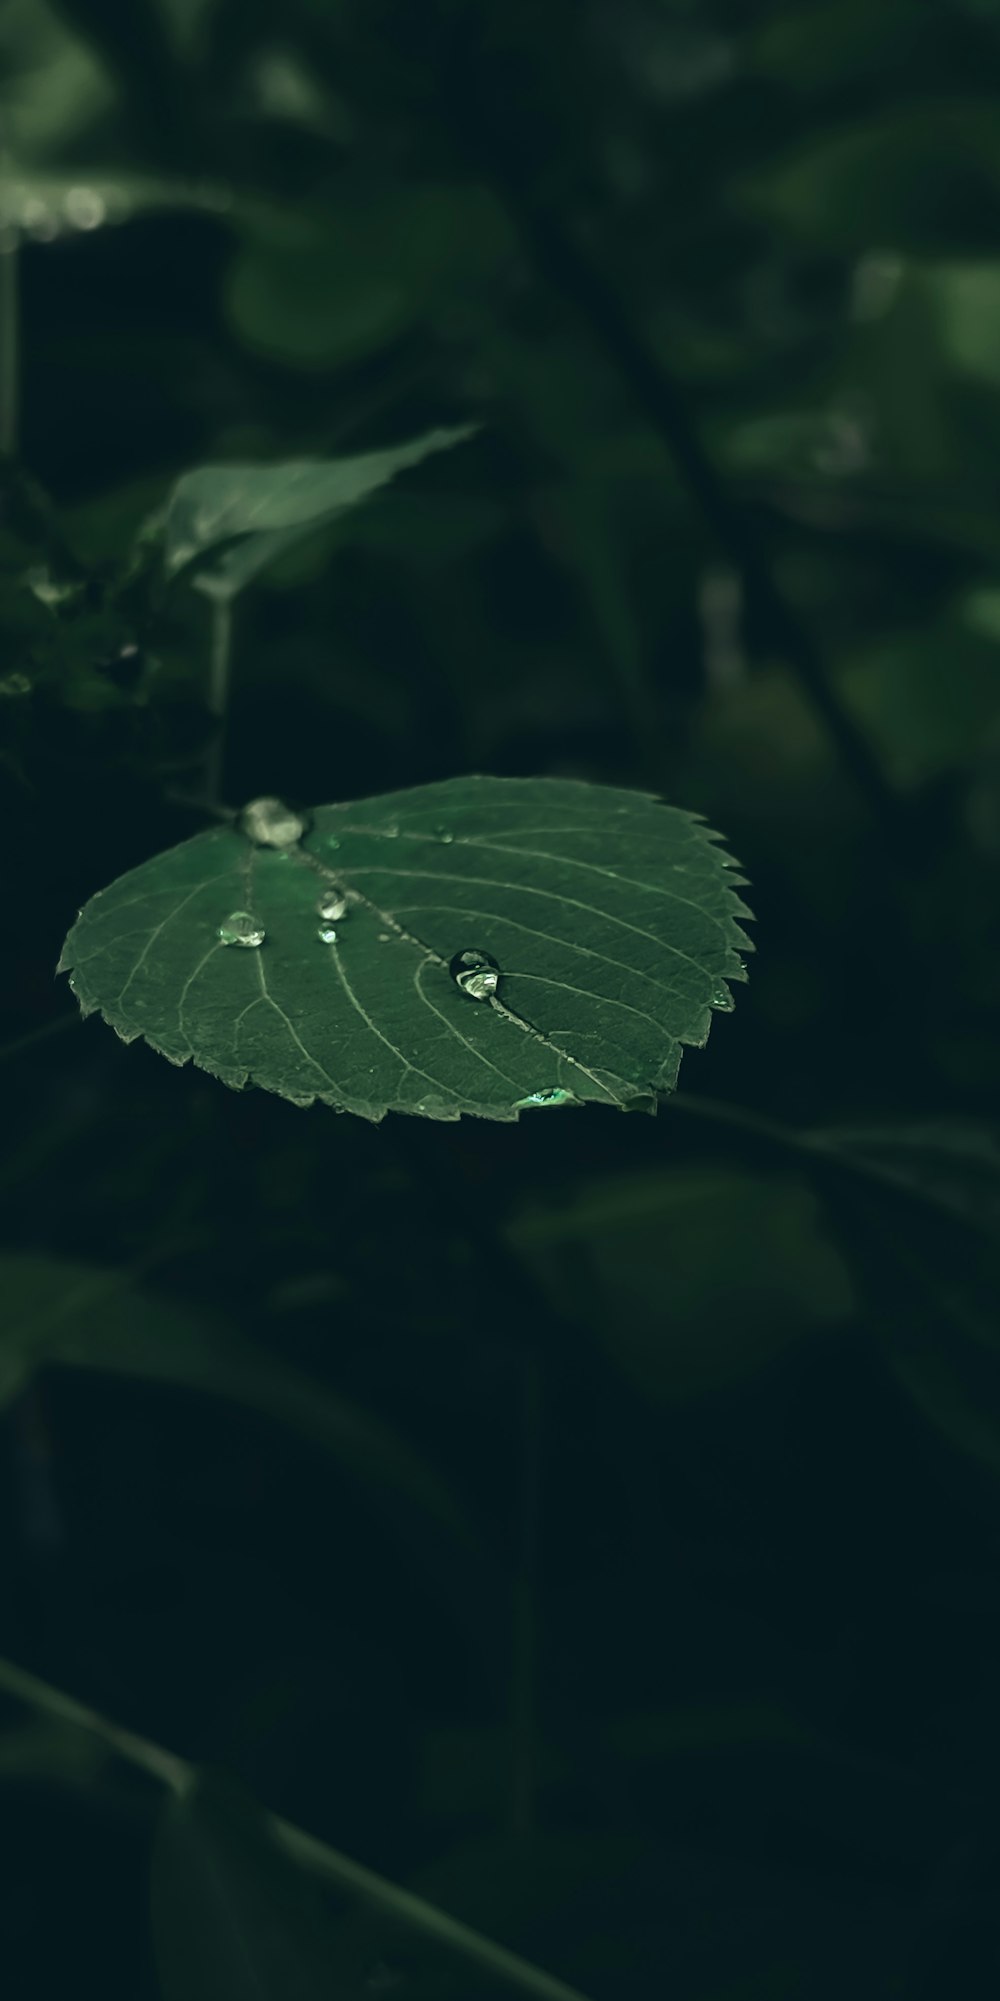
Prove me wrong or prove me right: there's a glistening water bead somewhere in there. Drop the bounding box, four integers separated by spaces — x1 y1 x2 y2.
218 911 265 948
316 888 348 922
239 796 307 848
450 949 500 1001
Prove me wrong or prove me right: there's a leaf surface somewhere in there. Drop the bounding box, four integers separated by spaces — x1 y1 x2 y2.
58 776 752 1122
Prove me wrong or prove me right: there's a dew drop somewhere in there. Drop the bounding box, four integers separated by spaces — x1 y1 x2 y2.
240 795 307 848
450 948 500 1001
22 197 60 243
515 1087 575 1108
378 932 391 942
316 888 348 922
317 925 338 944
432 825 454 844
64 186 106 231
710 982 733 1010
326 835 341 851
218 910 265 948
382 823 400 839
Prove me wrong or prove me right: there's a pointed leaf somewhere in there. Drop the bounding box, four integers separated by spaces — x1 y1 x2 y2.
151 1783 351 2001
161 428 477 595
58 777 752 1122
0 1253 476 1561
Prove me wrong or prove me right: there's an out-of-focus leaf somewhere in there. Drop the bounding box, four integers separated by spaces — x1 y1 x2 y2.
0 0 112 159
0 1253 475 1553
59 777 752 1120
838 621 1000 790
151 1782 351 2001
749 0 935 92
225 185 511 370
740 102 1000 253
814 1123 1000 1474
161 427 477 595
924 260 1000 384
508 1166 851 1400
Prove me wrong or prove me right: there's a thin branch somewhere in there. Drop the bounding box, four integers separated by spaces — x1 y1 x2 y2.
510 1349 543 1834
0 228 18 459
0 1654 595 2001
450 86 907 859
200 589 234 809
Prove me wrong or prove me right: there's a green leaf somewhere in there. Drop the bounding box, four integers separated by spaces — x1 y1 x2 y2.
151 1782 351 2001
160 427 477 597
58 777 752 1122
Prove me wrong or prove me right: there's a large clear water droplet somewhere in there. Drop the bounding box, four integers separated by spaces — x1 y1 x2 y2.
316 888 348 922
317 925 338 944
450 948 500 1001
64 186 106 231
218 910 265 948
515 1088 575 1108
240 795 307 848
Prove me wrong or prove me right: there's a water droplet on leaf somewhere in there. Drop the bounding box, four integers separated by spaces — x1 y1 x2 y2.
515 1088 575 1108
450 948 500 1000
317 925 338 944
711 982 733 1010
382 823 400 839
64 186 106 231
22 198 59 243
217 910 265 948
432 826 454 844
316 888 348 922
240 795 307 848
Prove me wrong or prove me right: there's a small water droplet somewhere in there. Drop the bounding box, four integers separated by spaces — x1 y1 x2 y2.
432 826 454 844
326 835 341 851
240 795 307 848
450 948 500 1001
515 1088 575 1108
316 888 348 922
317 925 338 944
382 823 400 839
218 910 265 948
710 982 733 1010
64 186 106 231
378 932 391 942
22 197 60 243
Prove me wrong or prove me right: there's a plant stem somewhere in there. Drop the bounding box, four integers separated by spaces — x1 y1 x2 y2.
0 224 19 460
510 1349 542 1834
0 1654 595 2001
449 81 905 857
202 588 234 808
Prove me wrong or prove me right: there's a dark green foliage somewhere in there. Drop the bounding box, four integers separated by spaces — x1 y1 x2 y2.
4 2 1000 1999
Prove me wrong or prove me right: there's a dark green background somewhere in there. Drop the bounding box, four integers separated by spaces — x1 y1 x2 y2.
3 1 1000 1995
